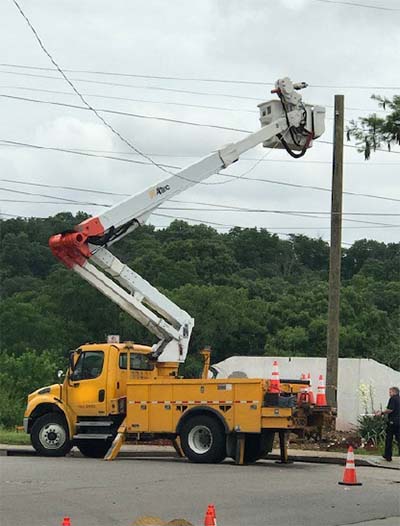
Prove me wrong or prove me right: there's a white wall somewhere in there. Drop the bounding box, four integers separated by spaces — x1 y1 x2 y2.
213 357 400 430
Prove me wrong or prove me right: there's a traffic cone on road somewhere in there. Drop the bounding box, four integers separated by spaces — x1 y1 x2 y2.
316 374 327 406
268 360 281 393
209 505 216 526
61 518 71 526
307 373 315 404
204 504 216 526
338 446 362 486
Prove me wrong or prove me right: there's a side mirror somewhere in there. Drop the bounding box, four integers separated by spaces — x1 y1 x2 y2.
57 370 65 380
69 350 77 372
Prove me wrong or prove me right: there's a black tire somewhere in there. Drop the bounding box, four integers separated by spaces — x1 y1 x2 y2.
243 434 264 464
31 413 72 457
76 440 112 458
180 415 226 464
227 431 275 464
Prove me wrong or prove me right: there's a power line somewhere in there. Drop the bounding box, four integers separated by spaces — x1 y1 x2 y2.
0 84 256 114
318 139 399 155
1 190 394 218
168 200 398 227
0 70 391 112
1 185 397 228
0 199 108 205
0 139 179 169
152 213 400 231
3 140 398 166
0 175 127 197
0 185 111 207
160 207 400 217
3 93 399 157
0 62 398 89
312 0 400 12
0 211 373 242
0 69 262 102
2 203 396 229
1 139 399 203
0 94 250 134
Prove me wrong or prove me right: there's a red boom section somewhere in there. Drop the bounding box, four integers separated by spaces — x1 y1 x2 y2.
49 216 105 268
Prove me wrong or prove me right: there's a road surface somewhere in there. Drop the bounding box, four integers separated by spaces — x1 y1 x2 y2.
1 454 399 525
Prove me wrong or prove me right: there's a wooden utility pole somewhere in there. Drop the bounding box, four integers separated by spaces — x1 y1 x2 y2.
326 95 344 408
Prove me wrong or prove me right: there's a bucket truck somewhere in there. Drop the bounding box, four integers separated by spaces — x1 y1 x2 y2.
23 78 332 463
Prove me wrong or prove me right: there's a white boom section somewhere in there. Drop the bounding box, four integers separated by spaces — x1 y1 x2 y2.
95 116 290 240
69 78 325 364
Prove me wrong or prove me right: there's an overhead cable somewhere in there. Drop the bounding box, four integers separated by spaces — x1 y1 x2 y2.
312 0 400 12
2 94 399 157
0 62 398 89
3 140 398 166
0 70 390 112
1 140 399 203
160 207 400 216
0 94 250 134
0 85 256 114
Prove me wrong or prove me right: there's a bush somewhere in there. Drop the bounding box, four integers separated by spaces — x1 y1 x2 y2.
0 388 25 429
357 414 386 447
0 350 66 427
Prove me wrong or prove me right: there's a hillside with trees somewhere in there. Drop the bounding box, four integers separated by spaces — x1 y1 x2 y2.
0 213 399 426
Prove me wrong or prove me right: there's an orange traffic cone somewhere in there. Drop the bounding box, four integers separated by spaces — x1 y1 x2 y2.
204 504 216 526
210 504 217 526
307 373 315 404
339 446 362 486
316 374 327 406
204 508 213 526
61 518 71 526
298 373 308 404
268 360 281 393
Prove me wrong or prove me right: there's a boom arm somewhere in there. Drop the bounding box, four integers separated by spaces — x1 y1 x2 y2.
49 77 325 364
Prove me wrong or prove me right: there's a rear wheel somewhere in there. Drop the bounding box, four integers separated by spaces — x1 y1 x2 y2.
31 413 72 457
180 415 226 463
227 431 275 464
76 440 112 458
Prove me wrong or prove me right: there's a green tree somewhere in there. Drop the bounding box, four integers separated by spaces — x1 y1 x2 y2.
346 95 400 159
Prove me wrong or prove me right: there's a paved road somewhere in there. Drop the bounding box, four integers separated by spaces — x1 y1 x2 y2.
1 455 399 526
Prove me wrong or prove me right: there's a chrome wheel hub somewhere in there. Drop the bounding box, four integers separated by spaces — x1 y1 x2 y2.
39 423 66 450
188 425 213 454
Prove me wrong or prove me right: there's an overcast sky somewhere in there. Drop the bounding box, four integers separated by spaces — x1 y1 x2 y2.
1 0 399 245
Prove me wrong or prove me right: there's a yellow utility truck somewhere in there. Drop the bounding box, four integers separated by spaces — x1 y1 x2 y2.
23 77 330 463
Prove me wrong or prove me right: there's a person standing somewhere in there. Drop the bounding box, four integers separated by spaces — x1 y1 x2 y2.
376 387 400 462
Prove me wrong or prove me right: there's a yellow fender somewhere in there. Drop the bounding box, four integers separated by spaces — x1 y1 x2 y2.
25 392 75 439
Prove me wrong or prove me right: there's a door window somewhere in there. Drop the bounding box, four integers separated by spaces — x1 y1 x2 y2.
71 351 104 381
119 352 153 371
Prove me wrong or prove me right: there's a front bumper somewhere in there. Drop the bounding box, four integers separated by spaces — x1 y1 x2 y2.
23 417 31 433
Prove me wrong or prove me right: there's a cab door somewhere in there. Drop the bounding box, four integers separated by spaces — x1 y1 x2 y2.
66 349 108 417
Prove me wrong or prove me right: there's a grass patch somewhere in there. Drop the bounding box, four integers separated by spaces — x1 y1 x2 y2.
0 427 31 445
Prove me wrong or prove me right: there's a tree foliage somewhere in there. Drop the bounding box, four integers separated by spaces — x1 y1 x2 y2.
0 213 399 425
347 95 400 159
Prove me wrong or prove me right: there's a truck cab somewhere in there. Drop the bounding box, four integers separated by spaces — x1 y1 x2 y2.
24 342 168 458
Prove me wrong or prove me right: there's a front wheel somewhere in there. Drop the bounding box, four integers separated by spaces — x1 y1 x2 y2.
180 415 226 464
31 413 72 457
